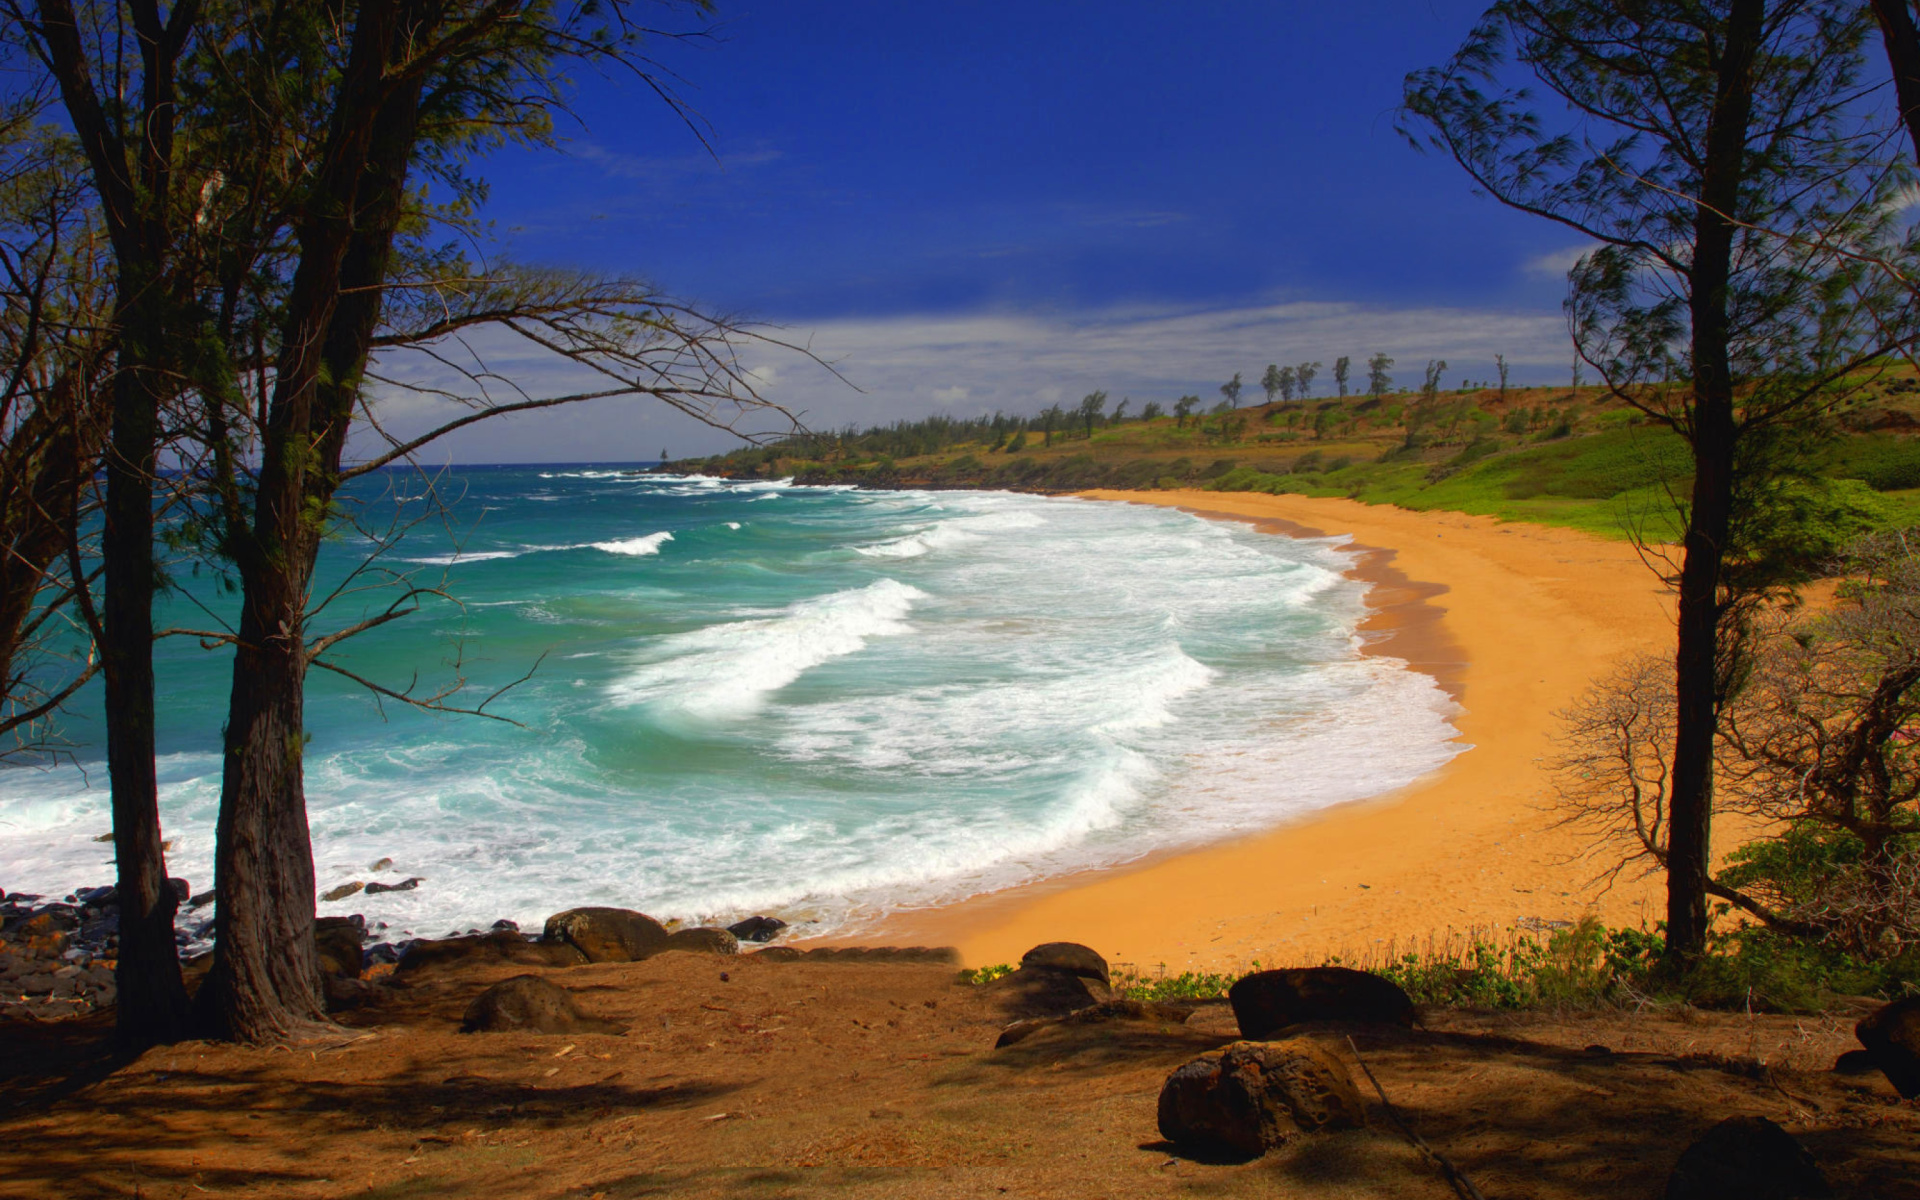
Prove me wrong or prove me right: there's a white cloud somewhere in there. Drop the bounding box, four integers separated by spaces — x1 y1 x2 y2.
1523 244 1593 278
358 297 1574 463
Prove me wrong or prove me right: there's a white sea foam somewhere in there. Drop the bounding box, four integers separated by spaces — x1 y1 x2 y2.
607 578 925 718
401 549 522 565
592 531 674 556
0 477 1468 945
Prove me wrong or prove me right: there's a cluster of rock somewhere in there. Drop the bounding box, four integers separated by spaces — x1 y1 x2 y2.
981 942 1862 1198
315 904 958 1014
0 882 198 1021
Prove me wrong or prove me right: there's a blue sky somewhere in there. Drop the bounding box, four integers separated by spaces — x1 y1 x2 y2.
391 1 1618 461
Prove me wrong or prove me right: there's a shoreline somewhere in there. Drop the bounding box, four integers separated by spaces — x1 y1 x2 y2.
851 489 1678 971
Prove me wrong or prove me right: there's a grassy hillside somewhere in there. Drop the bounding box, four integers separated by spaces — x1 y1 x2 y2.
682 376 1920 541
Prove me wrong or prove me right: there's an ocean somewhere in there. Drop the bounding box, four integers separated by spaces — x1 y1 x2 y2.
0 468 1463 946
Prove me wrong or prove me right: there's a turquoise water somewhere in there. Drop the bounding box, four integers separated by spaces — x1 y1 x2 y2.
0 469 1462 944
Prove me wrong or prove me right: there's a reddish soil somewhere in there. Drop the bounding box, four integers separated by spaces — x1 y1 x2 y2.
2 952 1916 1199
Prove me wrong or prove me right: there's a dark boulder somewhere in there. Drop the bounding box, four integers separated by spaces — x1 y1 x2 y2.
1019 941 1109 985
1833 1048 1880 1075
320 882 364 903
1228 967 1414 1038
982 964 1110 1018
398 930 586 974
1855 996 1920 1098
995 998 1192 1048
324 975 376 1013
364 876 422 895
664 927 739 955
542 907 671 963
1664 1116 1831 1200
1157 1039 1366 1159
727 915 788 943
460 974 623 1035
314 915 366 980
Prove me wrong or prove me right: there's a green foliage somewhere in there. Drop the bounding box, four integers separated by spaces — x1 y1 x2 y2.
962 964 1015 985
1822 434 1920 491
1113 968 1241 1002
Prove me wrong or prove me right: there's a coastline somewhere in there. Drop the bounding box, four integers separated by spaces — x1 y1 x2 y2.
855 489 1678 972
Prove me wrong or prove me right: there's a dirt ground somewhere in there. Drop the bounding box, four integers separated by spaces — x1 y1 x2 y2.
2 951 1916 1200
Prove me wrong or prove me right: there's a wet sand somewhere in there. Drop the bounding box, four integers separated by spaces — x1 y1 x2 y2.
865 490 1678 973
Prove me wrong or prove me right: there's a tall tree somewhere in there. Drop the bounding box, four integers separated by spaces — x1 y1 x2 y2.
11 0 798 1043
1277 365 1295 401
1172 394 1198 428
1495 353 1509 402
11 0 211 1046
1219 372 1242 409
1405 0 1915 964
1261 363 1283 406
1333 355 1351 397
1076 389 1107 438
1296 360 1320 398
1366 352 1393 399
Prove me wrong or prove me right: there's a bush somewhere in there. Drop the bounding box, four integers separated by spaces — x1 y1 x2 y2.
1114 968 1239 1002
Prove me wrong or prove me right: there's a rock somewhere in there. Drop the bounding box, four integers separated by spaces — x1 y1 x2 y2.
314 916 365 980
542 907 671 963
491 918 520 932
752 946 804 962
1664 1116 1831 1200
1227 967 1414 1038
862 946 961 964
320 882 364 902
74 885 116 906
1019 942 1109 985
397 930 586 974
1157 1039 1366 1159
727 915 788 943
364 877 422 895
995 999 1192 1048
187 889 216 910
982 964 1111 1017
1833 1048 1880 1075
460 974 623 1035
664 927 739 955
168 878 190 903
370 857 394 872
1855 996 1920 1098
324 975 375 1012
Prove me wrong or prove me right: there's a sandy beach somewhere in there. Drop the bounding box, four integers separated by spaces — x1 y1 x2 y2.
871 490 1681 973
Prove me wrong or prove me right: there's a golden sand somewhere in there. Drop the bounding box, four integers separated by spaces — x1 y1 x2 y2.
866 490 1679 972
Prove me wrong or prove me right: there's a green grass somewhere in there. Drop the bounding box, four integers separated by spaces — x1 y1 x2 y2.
971 916 1920 1015
702 384 1920 544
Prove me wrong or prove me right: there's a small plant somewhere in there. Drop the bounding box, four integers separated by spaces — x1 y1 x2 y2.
962 963 1015 985
1113 967 1239 1002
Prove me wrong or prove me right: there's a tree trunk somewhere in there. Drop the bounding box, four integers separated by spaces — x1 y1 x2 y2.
195 583 326 1041
194 0 424 1042
1873 1 1920 163
1663 0 1764 969
103 309 192 1046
